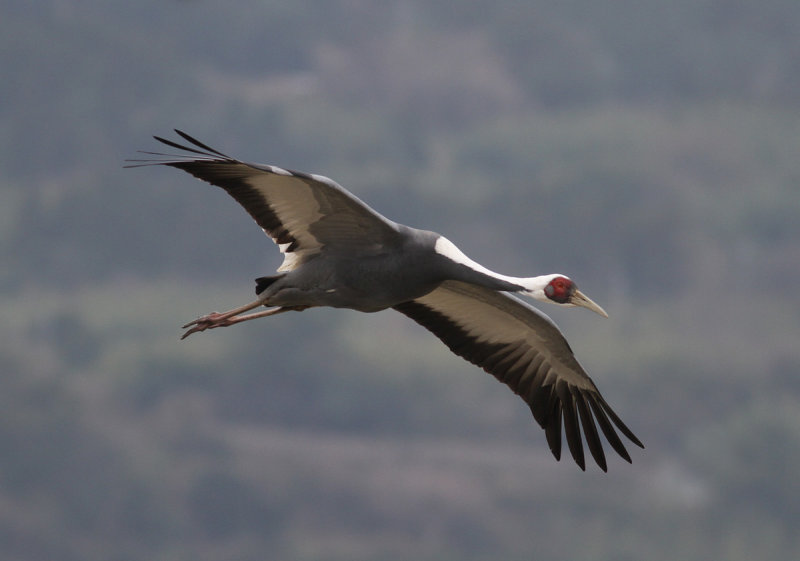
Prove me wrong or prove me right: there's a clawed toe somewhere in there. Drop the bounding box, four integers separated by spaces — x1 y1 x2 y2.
178 300 293 340
180 323 207 339
180 312 231 339
181 313 214 330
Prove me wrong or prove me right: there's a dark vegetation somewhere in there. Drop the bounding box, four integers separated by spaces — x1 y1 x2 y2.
2 1 800 559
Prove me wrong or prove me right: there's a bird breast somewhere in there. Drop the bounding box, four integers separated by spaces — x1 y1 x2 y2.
263 250 445 313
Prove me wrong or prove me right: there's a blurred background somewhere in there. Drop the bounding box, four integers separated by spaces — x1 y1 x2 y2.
2 1 800 560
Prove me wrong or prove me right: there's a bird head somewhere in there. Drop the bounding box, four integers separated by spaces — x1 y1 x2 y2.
524 274 608 318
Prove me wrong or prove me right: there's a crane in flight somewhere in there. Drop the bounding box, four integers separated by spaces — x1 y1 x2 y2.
128 131 643 471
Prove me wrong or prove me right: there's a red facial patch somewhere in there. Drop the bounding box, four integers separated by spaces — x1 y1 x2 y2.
544 276 573 304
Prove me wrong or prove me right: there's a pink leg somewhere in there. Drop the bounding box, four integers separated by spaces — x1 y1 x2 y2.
180 300 307 339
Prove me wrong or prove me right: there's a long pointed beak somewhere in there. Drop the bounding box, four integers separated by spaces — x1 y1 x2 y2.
570 289 609 318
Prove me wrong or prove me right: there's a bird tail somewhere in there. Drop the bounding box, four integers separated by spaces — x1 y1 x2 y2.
254 275 283 295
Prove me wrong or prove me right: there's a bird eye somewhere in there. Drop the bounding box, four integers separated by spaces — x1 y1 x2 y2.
545 277 572 303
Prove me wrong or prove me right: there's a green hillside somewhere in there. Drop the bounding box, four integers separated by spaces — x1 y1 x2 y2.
2 1 800 560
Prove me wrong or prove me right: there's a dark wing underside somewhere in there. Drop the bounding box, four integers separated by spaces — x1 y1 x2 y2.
394 280 643 471
128 130 402 271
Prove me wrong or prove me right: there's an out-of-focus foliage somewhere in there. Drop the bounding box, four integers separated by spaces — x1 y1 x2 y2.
2 1 800 560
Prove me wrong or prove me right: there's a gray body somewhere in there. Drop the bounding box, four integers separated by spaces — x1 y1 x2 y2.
263 226 520 312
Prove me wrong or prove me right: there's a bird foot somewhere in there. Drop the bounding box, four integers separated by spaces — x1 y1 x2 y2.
180 312 234 339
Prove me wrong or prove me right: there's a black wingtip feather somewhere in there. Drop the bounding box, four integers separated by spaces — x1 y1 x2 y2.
153 135 198 154
174 129 231 158
576 396 608 472
557 382 586 471
588 399 632 463
541 399 563 462
602 401 645 450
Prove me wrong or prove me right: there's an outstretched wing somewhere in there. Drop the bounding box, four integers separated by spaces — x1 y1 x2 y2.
127 130 402 271
393 280 643 471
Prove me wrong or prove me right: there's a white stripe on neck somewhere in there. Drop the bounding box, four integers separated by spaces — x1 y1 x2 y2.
434 236 522 285
433 236 562 299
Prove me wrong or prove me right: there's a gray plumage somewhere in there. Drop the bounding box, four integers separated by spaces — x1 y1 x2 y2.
127 130 643 471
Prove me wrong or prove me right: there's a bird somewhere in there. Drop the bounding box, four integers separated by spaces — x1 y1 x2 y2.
127 130 643 471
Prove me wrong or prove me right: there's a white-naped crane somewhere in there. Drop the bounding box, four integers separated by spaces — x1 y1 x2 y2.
127 131 643 471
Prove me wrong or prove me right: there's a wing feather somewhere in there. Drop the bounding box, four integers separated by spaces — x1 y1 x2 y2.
393 280 643 471
128 131 402 271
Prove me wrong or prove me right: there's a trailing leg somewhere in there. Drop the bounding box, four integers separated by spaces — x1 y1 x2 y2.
180 300 307 339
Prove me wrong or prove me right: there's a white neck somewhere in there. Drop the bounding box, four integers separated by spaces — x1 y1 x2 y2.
433 237 562 302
